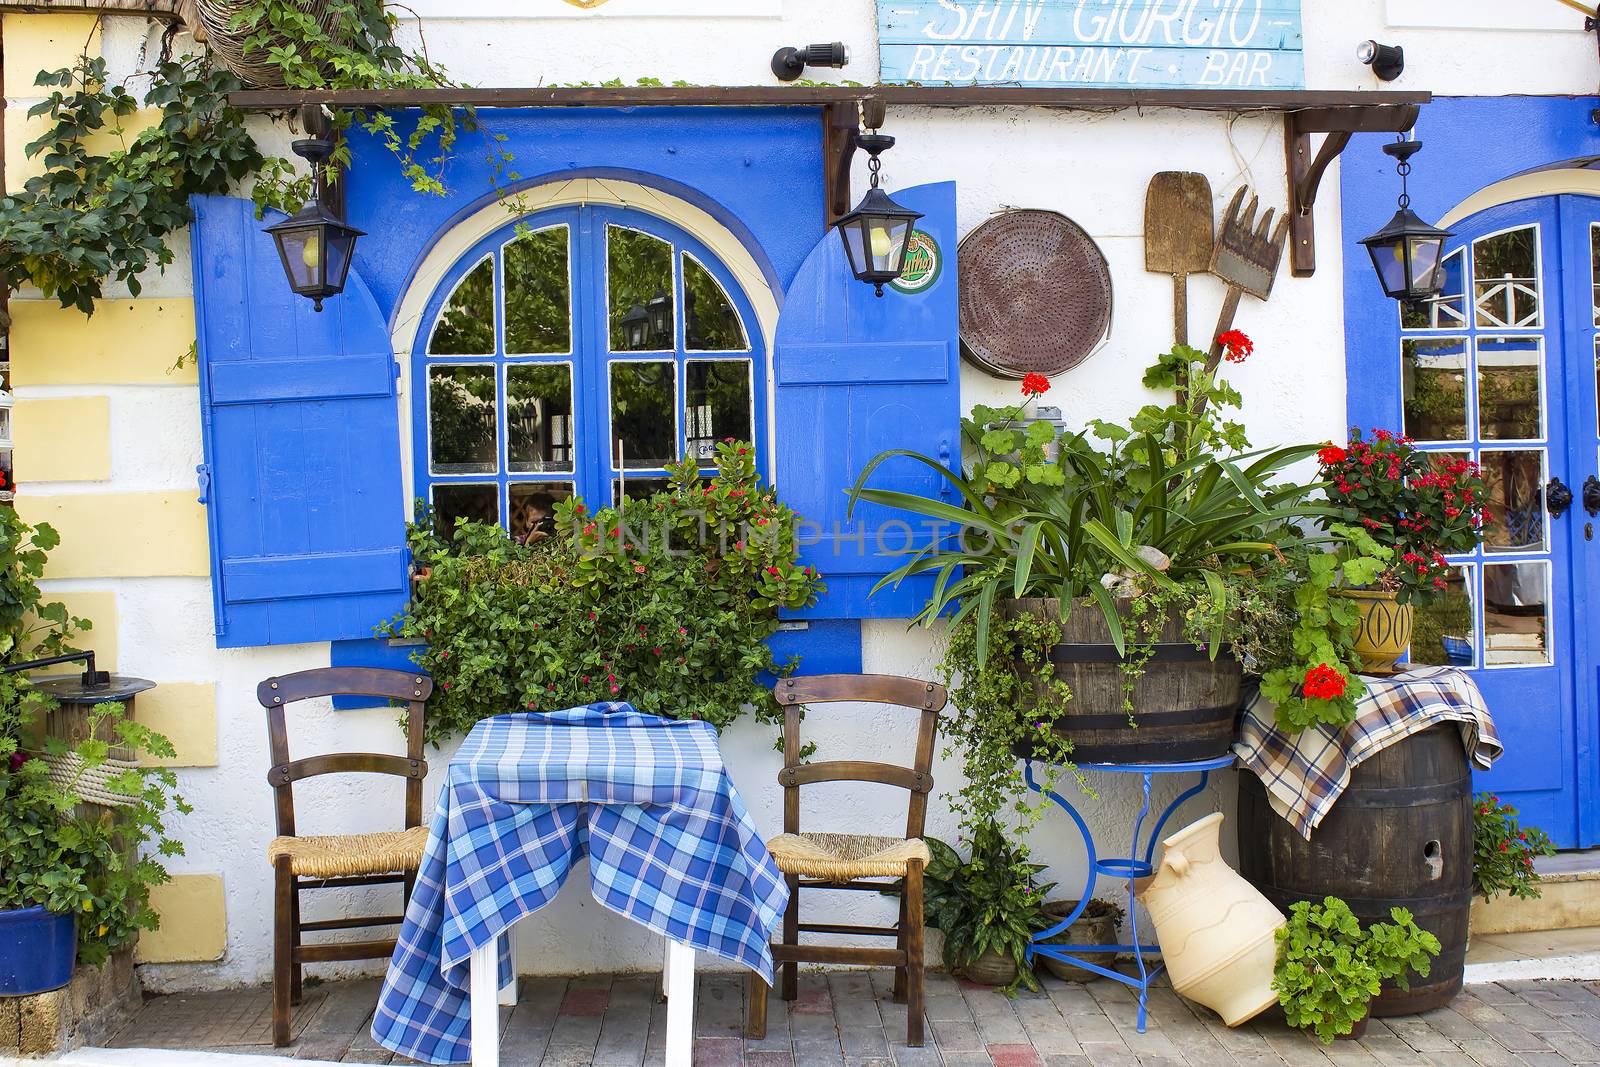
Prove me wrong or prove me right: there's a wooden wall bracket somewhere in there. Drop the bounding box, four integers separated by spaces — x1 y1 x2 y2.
1285 103 1420 278
822 95 883 225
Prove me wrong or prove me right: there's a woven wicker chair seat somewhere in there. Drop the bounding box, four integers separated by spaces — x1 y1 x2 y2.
766 832 931 881
267 827 429 878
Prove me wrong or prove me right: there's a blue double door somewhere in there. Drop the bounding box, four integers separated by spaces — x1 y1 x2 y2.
1391 194 1600 846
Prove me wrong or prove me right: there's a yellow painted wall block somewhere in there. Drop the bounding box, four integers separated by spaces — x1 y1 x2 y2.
14 396 111 481
16 492 209 578
1 15 101 98
136 682 217 768
25 589 117 670
136 874 226 964
9 298 198 387
4 106 159 189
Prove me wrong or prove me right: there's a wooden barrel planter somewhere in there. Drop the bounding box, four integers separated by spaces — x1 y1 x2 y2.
1008 598 1242 763
1236 725 1473 1016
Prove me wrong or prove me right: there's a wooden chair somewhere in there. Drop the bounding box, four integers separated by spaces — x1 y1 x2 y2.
260 667 432 1047
746 673 946 1048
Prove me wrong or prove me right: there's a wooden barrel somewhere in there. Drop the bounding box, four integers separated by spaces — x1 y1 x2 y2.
1236 724 1472 1016
1008 597 1241 763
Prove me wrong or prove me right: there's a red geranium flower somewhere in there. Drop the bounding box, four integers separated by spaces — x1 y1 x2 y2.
1317 444 1347 466
1020 372 1050 397
1302 663 1348 701
1218 329 1253 364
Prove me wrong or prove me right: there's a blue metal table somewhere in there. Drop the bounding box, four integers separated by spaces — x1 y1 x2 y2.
1024 754 1236 1032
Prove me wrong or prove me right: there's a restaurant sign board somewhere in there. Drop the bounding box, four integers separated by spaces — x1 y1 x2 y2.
877 1 1305 90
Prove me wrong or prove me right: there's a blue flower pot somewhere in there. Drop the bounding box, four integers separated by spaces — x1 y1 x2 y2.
0 906 76 996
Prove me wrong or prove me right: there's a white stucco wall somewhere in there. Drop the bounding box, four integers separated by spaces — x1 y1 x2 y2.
25 1 1597 990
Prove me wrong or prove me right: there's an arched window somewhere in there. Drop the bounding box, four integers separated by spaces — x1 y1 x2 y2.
413 205 765 541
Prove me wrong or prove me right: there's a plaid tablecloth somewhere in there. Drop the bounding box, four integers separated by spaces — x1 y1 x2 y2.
1234 666 1502 840
371 704 787 1064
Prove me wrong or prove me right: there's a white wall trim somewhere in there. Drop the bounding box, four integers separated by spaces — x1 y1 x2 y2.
1438 168 1600 228
391 177 781 505
1385 0 1580 32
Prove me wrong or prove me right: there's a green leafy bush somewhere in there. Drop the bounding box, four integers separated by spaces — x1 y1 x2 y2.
0 508 188 966
386 441 823 745
0 702 189 966
0 54 261 314
1473 793 1555 902
1273 896 1440 1043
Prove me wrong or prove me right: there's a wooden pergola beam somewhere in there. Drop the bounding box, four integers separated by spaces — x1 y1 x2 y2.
231 84 1427 276
227 84 1430 114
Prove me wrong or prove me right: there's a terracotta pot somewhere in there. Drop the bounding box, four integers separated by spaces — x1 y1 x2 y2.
961 947 1019 987
1336 589 1414 675
1135 812 1285 1027
1037 900 1121 982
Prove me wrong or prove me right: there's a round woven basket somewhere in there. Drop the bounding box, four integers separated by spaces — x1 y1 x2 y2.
957 209 1113 380
192 0 339 88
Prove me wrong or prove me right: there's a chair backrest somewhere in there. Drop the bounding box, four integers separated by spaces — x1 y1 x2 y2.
772 673 946 842
258 667 433 839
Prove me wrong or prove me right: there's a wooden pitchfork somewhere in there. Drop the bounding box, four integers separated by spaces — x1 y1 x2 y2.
1196 187 1290 416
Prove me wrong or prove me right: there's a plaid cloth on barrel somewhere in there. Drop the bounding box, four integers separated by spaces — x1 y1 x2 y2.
1234 666 1502 841
371 704 788 1064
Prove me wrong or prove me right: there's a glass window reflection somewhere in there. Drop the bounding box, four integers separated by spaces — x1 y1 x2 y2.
429 257 495 355
1480 448 1546 553
685 360 753 463
1402 336 1469 443
609 227 675 352
505 227 571 355
610 360 676 468
429 365 498 475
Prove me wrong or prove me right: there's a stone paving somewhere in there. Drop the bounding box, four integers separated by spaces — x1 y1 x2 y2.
104 969 1600 1066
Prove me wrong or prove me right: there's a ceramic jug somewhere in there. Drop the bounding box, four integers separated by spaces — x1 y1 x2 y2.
1135 811 1285 1027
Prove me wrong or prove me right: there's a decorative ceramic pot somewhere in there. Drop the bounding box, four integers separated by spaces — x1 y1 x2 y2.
0 906 76 995
961 947 1020 987
1336 589 1414 675
1135 812 1284 1027
1037 899 1122 982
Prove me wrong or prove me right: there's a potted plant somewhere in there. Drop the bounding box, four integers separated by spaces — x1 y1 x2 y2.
1473 793 1555 902
1036 898 1124 982
850 338 1362 820
0 509 189 993
916 821 1055 994
1315 430 1489 673
1273 896 1441 1043
387 440 824 744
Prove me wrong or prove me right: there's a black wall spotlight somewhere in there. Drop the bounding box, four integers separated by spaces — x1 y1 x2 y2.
1357 39 1405 81
772 42 850 81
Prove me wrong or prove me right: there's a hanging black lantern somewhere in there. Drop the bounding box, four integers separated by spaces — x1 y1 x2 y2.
1359 137 1453 304
620 302 650 349
646 288 671 345
836 131 924 297
265 136 364 312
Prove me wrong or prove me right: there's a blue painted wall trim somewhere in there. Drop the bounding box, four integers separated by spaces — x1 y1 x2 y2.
342 107 826 326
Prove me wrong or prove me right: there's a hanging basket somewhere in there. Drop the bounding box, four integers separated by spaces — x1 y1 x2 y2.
192 0 341 89
40 752 141 808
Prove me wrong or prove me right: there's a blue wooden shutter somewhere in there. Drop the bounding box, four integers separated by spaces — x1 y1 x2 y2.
775 182 960 620
191 195 409 648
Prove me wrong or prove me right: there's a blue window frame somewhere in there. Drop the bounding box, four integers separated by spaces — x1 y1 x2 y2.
411 205 767 539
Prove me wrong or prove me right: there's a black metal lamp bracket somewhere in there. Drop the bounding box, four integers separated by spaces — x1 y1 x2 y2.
0 649 109 688
1285 104 1420 278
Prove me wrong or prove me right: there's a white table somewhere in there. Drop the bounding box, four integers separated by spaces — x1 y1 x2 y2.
468 923 696 1067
